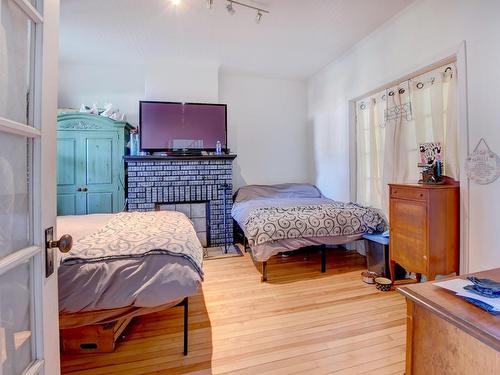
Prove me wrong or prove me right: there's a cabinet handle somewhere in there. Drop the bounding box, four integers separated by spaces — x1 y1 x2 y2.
423 255 428 261
76 187 82 192
82 187 88 192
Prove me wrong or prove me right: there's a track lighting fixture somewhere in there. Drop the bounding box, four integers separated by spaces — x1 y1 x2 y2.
226 1 235 15
255 10 262 24
208 1 268 22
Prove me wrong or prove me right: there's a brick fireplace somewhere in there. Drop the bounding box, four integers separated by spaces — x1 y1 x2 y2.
124 154 237 247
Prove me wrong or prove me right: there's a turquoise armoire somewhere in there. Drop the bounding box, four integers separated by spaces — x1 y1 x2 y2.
57 113 133 216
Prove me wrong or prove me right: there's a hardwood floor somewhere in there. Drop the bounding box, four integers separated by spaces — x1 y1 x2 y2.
61 248 407 374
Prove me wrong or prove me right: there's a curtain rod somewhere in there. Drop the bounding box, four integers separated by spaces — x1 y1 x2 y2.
351 56 456 103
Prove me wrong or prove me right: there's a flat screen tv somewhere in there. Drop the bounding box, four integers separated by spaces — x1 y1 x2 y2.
139 101 227 152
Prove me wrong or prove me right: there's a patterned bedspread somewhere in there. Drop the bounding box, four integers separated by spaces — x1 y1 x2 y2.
61 211 204 279
244 202 386 246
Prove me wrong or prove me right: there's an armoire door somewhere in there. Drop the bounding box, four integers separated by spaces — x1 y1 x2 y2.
83 131 120 214
57 131 120 215
57 133 86 215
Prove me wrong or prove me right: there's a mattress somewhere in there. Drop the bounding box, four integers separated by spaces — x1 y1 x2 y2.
232 184 386 261
57 213 203 317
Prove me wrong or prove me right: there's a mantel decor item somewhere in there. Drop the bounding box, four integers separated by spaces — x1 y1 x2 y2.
465 138 500 185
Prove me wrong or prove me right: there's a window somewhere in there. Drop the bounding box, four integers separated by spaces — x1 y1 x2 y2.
355 64 458 213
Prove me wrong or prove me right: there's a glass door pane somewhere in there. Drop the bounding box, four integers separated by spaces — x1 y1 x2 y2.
0 132 30 260
0 262 33 374
0 1 43 375
0 0 35 125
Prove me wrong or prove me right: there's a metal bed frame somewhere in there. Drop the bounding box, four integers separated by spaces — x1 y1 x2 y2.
237 223 328 282
175 297 189 355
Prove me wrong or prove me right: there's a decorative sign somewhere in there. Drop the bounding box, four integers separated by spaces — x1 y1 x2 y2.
465 138 500 185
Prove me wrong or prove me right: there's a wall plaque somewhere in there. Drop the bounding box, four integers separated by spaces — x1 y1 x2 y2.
465 138 500 185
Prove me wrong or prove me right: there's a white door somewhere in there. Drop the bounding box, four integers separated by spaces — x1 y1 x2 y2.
0 0 61 374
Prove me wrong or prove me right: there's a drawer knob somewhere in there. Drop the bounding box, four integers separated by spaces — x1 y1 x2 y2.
423 255 428 261
419 193 424 197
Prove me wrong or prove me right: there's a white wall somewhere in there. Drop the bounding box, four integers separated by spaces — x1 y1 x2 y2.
58 60 220 127
58 64 145 126
307 0 500 272
220 73 311 189
145 61 219 103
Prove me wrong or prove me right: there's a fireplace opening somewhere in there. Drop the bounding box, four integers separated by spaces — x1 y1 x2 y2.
156 202 209 247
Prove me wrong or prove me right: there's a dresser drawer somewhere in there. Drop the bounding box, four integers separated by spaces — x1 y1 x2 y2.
390 186 427 201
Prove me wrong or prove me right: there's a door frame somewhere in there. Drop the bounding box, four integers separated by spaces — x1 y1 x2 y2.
39 0 62 373
348 41 470 275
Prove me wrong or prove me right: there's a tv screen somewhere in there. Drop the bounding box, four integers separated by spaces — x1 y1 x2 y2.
139 101 227 151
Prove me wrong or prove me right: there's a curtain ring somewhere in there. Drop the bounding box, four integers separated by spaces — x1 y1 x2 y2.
388 90 395 96
416 82 424 89
445 66 452 73
381 94 386 100
398 88 405 94
360 103 366 110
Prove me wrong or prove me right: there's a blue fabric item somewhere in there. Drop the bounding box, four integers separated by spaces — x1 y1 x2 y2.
363 233 389 246
462 297 500 315
465 276 500 298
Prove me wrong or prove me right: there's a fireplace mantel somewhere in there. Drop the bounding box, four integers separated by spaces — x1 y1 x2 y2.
124 154 237 247
124 154 237 162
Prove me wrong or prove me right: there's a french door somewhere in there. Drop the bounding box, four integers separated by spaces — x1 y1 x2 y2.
0 0 61 374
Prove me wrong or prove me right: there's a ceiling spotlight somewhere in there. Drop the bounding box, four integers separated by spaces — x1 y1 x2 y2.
255 10 262 23
207 0 213 9
226 1 235 15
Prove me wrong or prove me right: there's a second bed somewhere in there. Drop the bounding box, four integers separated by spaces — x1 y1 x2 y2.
232 183 386 281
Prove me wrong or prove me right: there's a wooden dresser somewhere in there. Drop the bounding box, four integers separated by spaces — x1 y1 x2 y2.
389 182 459 282
398 269 500 375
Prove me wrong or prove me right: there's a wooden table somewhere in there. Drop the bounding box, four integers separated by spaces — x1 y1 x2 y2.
398 268 500 375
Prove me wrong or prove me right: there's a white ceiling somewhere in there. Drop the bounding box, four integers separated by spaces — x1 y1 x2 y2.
59 0 414 80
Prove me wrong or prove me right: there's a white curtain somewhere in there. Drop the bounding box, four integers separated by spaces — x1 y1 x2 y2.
356 64 458 215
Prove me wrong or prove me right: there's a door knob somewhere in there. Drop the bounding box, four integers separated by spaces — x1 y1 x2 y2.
48 234 73 253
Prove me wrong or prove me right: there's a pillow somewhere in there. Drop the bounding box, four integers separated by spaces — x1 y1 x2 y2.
234 183 323 203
